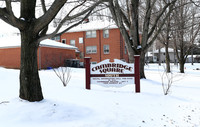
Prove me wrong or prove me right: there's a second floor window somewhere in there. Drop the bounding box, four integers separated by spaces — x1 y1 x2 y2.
62 39 66 44
70 40 75 46
86 30 96 38
79 37 83 43
103 29 109 38
52 36 60 41
86 46 97 54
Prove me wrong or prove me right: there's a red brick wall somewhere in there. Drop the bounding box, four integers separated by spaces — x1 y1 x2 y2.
0 47 21 69
39 47 76 69
0 47 76 69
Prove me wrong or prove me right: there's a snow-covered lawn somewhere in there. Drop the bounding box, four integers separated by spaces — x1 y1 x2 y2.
0 64 200 127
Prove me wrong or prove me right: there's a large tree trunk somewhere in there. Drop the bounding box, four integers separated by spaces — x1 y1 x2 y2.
179 60 185 73
19 30 43 102
179 55 185 73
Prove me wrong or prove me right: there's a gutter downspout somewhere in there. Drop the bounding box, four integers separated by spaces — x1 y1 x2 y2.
99 30 102 62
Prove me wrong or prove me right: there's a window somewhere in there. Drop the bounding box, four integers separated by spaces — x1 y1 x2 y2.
103 45 110 54
62 39 66 44
103 29 109 38
79 37 83 43
70 40 75 46
86 30 96 38
52 36 60 41
86 46 97 54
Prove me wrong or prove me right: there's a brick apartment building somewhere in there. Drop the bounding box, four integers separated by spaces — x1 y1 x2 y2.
59 21 129 65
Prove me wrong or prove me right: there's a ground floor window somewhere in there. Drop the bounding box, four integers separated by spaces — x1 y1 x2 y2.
70 40 75 46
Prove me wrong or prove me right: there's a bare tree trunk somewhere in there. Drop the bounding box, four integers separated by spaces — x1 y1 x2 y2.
140 51 146 78
19 30 43 102
179 60 185 73
165 46 170 73
158 47 161 66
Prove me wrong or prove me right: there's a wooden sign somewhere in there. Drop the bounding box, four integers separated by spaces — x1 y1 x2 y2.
84 56 140 92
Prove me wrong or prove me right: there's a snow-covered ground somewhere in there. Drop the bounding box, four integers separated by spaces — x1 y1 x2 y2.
0 63 200 127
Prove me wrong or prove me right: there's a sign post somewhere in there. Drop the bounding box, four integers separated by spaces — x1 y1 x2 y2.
84 57 91 90
84 56 140 93
134 55 140 93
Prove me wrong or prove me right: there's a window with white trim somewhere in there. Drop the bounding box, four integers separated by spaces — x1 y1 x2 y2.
70 40 75 46
103 29 109 38
52 36 60 41
86 30 96 38
103 45 110 54
79 37 83 43
86 46 97 54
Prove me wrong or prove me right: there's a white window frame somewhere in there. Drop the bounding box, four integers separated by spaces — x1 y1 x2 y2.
79 37 83 43
86 46 97 54
103 45 110 54
52 36 60 41
70 40 75 46
86 30 96 38
103 29 109 38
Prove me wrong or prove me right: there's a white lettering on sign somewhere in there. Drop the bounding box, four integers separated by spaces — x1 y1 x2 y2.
91 63 132 73
91 59 134 74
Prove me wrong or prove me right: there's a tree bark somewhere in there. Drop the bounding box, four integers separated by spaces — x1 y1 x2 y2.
19 30 43 102
139 51 146 78
165 46 170 73
179 60 185 73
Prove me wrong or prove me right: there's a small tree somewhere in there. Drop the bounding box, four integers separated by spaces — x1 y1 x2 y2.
44 53 72 87
53 67 71 87
160 65 173 95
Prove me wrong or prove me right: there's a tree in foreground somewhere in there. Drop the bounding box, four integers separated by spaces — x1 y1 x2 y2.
0 0 106 102
108 0 177 78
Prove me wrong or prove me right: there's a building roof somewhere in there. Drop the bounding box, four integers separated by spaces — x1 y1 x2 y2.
66 20 118 33
0 35 77 50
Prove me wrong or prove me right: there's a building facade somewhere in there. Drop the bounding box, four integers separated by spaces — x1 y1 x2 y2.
60 21 129 65
0 36 77 69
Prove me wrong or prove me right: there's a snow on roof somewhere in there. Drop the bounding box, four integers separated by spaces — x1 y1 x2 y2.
0 35 77 50
66 20 118 33
40 39 77 50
